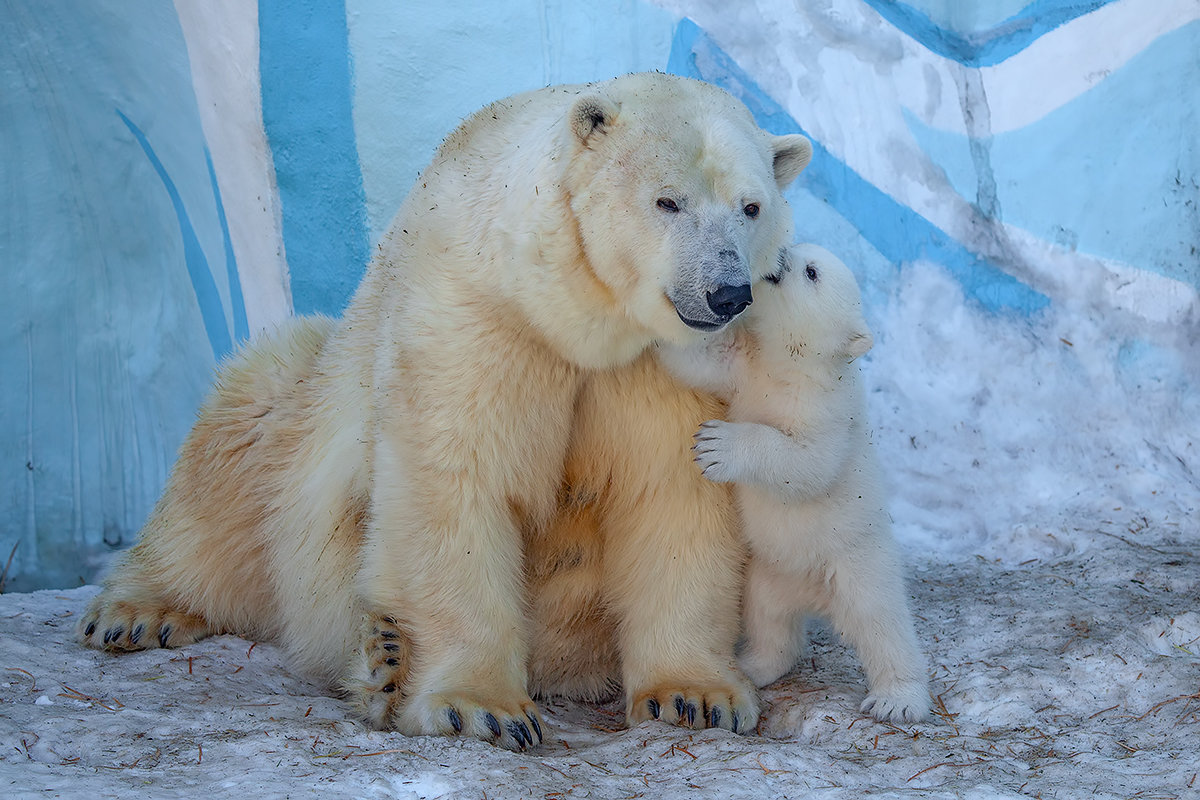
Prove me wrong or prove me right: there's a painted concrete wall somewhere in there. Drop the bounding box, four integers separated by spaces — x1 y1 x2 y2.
2 0 1196 589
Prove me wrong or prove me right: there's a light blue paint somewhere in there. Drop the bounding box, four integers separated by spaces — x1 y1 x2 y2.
1 0 225 591
903 21 1200 290
118 110 233 359
862 0 1118 66
206 149 249 344
347 0 677 244
669 19 1049 314
260 0 370 316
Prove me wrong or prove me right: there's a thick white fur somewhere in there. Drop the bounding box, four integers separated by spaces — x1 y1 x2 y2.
79 73 814 748
657 243 930 724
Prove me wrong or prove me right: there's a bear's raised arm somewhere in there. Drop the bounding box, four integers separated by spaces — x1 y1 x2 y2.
653 331 743 398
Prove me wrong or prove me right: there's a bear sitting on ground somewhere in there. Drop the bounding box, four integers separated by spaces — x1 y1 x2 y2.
80 73 814 749
657 243 930 724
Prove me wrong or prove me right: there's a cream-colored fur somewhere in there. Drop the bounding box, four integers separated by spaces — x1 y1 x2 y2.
80 73 813 749
657 243 930 724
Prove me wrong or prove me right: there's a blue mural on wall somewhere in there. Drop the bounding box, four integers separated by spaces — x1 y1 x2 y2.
259 0 371 316
666 18 1050 314
117 110 249 360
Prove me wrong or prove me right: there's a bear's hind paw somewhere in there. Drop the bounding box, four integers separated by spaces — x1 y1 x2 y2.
629 683 760 735
860 682 931 724
79 599 212 652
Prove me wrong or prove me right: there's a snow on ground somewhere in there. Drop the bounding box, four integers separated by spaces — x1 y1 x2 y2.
3 517 1197 799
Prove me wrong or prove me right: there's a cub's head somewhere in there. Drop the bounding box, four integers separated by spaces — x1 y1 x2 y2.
751 243 873 361
562 73 812 343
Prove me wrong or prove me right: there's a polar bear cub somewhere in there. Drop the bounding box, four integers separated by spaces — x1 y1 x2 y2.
657 243 929 723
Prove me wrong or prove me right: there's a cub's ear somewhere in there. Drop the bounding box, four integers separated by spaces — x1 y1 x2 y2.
771 134 813 189
569 94 620 146
845 328 874 360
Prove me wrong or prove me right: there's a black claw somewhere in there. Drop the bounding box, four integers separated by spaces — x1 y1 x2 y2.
382 642 399 652
158 625 172 648
732 710 741 733
709 706 722 728
130 624 144 645
104 626 123 645
648 698 661 719
381 684 397 693
447 707 463 733
674 696 685 719
527 712 543 743
506 720 530 749
685 702 697 726
485 713 502 738
379 630 398 640
84 622 96 637
385 657 399 666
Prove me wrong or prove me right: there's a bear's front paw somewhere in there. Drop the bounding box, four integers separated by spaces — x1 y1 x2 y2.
692 420 743 483
397 691 546 752
629 682 759 735
860 681 931 724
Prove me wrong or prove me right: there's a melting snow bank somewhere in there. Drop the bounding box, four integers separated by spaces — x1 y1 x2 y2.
3 521 1197 799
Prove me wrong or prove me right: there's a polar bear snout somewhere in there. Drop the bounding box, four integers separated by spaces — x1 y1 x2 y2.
706 282 752 318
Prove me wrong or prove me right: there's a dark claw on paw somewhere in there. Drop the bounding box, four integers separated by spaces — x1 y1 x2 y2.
507 720 530 748
104 626 123 645
674 696 685 719
527 712 542 742
158 625 172 648
648 698 661 719
381 683 396 693
382 642 398 652
130 624 144 645
379 630 398 640
385 657 398 666
84 622 96 637
485 713 502 738
709 707 722 728
732 711 741 733
685 702 697 726
447 707 463 733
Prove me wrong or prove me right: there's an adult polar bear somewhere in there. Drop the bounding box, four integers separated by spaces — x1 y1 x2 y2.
80 73 813 750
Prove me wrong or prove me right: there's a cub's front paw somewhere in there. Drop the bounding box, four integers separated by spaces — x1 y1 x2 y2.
860 681 931 724
397 691 546 752
629 681 759 735
692 420 742 483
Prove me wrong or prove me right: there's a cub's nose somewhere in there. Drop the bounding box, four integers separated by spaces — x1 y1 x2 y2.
706 283 753 318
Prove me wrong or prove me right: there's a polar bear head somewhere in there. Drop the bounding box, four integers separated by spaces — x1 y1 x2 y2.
562 73 812 343
751 243 873 362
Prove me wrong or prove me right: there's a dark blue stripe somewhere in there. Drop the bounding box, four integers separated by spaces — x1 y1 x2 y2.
668 19 1048 314
862 0 1118 67
117 109 233 359
259 0 369 316
205 148 249 343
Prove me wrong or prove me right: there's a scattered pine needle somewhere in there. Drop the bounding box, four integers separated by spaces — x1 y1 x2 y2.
58 683 123 712
1135 693 1200 722
5 667 37 691
1088 704 1120 719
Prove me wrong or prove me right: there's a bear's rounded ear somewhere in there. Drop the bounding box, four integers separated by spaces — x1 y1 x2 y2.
845 328 874 360
771 134 813 189
569 94 620 146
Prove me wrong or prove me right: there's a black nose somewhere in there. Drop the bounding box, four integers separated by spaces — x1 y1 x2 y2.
706 283 752 318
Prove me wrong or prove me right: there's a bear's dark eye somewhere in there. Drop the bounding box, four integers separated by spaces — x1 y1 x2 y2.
656 197 680 212
743 203 760 218
805 264 819 282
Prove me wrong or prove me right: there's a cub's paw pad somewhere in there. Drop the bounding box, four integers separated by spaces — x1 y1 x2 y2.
860 683 931 724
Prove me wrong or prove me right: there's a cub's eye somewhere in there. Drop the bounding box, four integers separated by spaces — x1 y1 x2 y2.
656 197 680 212
743 203 760 218
805 265 819 282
